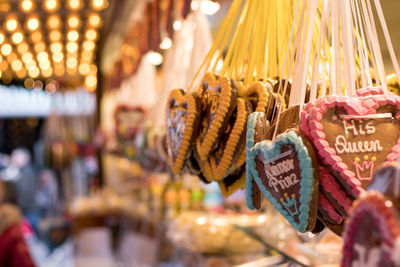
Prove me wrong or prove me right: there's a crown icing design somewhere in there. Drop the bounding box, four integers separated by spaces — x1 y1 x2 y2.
280 193 299 217
247 130 318 232
353 156 376 182
303 87 400 197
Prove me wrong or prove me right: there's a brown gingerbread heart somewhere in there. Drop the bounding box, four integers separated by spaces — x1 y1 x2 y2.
196 73 238 161
166 89 201 174
197 98 251 181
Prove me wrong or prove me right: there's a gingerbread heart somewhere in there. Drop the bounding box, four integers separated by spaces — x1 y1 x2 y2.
114 105 146 140
217 165 246 197
166 89 201 174
246 111 270 210
207 98 251 180
306 88 400 197
319 166 353 218
246 81 271 112
248 130 319 232
342 192 400 267
196 73 238 161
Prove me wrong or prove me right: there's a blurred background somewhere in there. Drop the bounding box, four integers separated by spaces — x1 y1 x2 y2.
0 0 398 266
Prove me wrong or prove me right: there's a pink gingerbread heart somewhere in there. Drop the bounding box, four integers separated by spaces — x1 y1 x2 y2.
306 88 400 197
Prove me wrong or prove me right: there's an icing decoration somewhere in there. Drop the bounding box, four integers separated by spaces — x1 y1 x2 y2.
166 89 201 174
248 130 318 232
246 112 270 210
196 73 238 161
342 192 400 267
353 156 376 182
305 88 400 197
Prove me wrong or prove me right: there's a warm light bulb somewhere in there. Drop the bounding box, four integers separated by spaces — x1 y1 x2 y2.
29 67 40 78
200 0 220 15
49 30 61 42
53 52 63 63
173 20 182 31
68 0 82 10
50 42 63 53
67 15 80 28
6 18 18 32
89 64 97 74
39 60 50 70
17 43 29 54
30 31 42 42
24 78 35 89
26 60 36 70
1 44 12 56
27 16 39 31
66 57 78 68
67 30 79 42
85 75 97 88
7 53 17 62
12 32 23 44
34 42 46 53
11 60 23 71
88 13 101 28
146 51 163 66
42 67 53 77
0 61 8 71
22 52 33 63
66 42 78 53
78 63 90 75
85 29 97 41
44 0 59 11
37 51 49 62
47 15 61 29
81 51 93 61
16 68 27 79
91 0 108 10
21 0 34 12
54 65 64 76
82 40 95 51
159 37 172 50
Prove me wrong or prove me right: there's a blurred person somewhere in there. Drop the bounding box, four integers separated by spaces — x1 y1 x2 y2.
9 148 40 233
0 180 36 267
36 169 58 217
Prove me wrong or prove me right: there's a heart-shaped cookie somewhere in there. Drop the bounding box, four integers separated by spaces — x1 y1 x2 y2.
246 111 270 210
342 192 400 267
248 130 319 232
319 166 353 218
114 105 146 140
246 81 271 112
196 73 238 161
209 98 251 180
307 88 400 197
218 165 246 197
196 98 251 181
166 89 201 174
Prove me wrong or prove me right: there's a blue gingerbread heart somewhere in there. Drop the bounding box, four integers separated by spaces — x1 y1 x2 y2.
247 130 318 232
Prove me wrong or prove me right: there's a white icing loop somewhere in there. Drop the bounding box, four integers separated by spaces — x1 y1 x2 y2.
262 150 294 165
339 113 392 120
